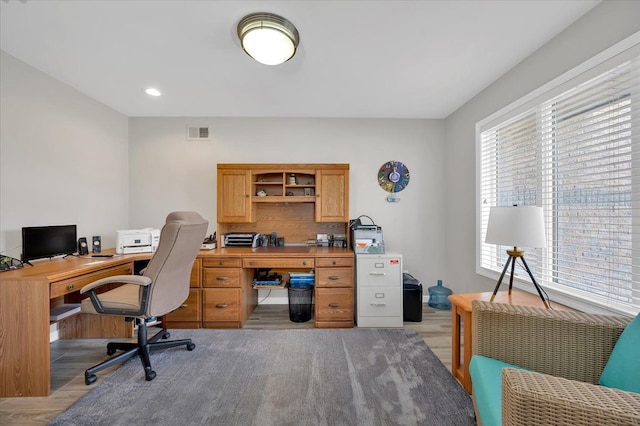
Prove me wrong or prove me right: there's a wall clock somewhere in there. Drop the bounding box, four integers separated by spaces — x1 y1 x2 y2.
378 161 410 202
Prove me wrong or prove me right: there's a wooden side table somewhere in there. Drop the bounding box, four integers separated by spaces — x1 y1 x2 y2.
448 290 571 393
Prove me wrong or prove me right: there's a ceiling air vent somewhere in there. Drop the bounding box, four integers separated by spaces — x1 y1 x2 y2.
186 126 211 141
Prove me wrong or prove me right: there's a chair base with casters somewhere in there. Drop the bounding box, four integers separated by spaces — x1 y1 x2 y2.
84 318 196 385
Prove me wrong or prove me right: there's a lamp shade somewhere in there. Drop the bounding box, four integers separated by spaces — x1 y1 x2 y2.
237 13 300 66
485 206 546 248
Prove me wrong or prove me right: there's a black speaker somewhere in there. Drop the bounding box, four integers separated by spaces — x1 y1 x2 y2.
78 237 89 255
92 236 101 254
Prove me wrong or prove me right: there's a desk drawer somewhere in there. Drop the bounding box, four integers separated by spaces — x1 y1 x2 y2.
203 268 240 288
315 288 354 321
316 267 353 288
316 257 354 268
243 258 314 269
203 288 241 321
165 289 201 322
202 258 242 268
50 264 133 298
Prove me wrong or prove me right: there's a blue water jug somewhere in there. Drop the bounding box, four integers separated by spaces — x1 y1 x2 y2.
428 280 452 310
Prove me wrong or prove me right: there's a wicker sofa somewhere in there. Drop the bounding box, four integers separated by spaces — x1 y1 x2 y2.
468 300 640 426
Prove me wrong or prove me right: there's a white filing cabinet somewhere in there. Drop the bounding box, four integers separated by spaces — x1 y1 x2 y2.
355 253 403 327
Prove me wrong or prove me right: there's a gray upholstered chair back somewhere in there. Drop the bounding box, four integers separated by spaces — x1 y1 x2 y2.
143 211 208 317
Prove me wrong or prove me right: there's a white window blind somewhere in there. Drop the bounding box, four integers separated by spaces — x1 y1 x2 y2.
478 42 640 315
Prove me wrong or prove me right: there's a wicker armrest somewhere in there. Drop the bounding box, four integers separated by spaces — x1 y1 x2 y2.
472 300 630 383
502 368 640 426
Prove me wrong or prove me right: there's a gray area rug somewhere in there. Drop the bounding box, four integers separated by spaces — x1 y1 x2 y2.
50 328 475 426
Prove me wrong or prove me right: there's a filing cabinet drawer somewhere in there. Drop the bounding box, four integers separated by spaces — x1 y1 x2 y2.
316 267 353 288
316 257 354 268
358 286 402 317
203 268 241 288
165 289 201 322
356 257 402 287
315 288 354 321
203 288 241 321
202 258 242 268
50 264 133 298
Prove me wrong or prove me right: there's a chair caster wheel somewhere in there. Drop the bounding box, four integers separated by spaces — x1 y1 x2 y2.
85 374 97 385
106 343 117 355
145 368 156 381
186 342 196 351
162 332 170 339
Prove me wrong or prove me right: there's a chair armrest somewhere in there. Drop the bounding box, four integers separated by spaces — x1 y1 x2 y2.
472 300 630 383
502 368 640 426
80 275 152 294
80 275 152 317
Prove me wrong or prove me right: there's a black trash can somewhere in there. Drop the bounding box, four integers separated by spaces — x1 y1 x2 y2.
403 273 423 322
288 287 313 323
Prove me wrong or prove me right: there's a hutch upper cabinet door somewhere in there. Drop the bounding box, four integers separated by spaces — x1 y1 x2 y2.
217 169 253 223
316 169 349 222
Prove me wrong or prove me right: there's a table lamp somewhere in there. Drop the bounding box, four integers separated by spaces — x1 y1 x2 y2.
485 206 550 308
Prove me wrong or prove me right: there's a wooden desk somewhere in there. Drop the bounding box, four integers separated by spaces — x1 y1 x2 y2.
0 247 354 397
448 290 571 393
0 252 151 397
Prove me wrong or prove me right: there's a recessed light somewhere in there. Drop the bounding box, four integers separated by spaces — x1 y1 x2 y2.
145 88 162 97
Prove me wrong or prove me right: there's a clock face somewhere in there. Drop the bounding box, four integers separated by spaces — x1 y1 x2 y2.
378 161 410 193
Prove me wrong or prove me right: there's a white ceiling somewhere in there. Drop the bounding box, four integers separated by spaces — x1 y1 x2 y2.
0 0 599 119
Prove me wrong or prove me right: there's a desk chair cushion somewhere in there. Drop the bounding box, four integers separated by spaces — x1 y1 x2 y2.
80 284 141 315
599 312 640 393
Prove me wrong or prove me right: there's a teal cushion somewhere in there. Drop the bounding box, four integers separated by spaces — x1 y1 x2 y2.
469 355 528 426
599 313 640 393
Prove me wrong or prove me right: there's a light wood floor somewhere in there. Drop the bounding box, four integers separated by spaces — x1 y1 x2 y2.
0 304 453 425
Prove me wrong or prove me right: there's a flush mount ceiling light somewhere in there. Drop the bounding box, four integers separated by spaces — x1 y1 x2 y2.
237 12 300 66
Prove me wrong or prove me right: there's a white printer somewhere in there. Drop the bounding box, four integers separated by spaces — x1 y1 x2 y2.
116 228 160 254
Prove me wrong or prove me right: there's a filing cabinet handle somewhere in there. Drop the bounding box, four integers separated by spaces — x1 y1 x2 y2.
369 272 387 276
67 284 75 290
328 276 340 281
216 276 228 281
328 303 340 308
215 303 228 309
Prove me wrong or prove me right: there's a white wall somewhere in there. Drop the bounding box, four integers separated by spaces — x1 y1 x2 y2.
0 51 129 259
129 117 447 291
443 1 640 297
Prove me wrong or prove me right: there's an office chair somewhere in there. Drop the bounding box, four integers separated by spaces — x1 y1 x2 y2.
80 211 208 385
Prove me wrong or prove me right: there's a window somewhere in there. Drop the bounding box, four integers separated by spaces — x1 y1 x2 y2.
477 37 640 315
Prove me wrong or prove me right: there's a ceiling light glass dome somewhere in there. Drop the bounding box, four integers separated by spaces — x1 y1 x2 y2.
237 13 300 66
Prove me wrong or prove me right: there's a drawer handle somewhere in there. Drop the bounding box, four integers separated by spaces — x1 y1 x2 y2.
218 261 224 266
249 261 254 266
328 303 340 308
332 260 337 265
180 304 188 309
369 272 387 276
67 284 75 290
302 261 307 266
215 303 228 309
216 276 228 281
328 276 340 281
